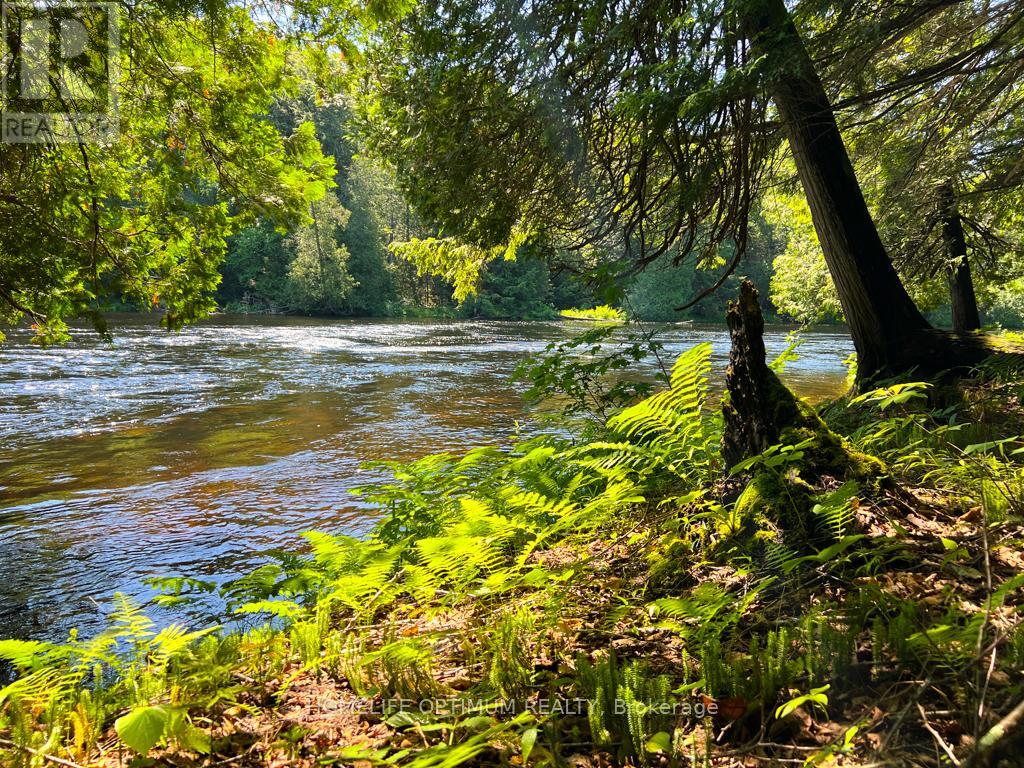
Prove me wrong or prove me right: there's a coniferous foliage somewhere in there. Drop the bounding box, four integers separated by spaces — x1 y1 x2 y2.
2 0 1024 764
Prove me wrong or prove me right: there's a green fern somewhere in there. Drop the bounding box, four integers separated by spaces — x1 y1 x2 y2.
485 609 535 701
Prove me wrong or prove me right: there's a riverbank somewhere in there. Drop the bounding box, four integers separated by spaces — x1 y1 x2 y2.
0 318 852 642
2 335 1023 767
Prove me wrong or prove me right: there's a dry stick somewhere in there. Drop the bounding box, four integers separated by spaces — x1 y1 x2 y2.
917 703 961 766
880 676 932 752
974 615 1024 666
0 738 87 768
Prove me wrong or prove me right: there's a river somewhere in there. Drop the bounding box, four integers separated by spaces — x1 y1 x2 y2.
0 315 853 640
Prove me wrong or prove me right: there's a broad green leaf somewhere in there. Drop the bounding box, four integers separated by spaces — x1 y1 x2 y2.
115 705 174 755
520 727 538 762
775 685 830 720
645 731 672 753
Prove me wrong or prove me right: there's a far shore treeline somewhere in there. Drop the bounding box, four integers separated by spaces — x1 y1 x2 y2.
207 96 1024 328
207 92 1024 327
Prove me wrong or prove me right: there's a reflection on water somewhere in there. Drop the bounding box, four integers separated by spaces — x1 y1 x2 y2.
0 315 853 639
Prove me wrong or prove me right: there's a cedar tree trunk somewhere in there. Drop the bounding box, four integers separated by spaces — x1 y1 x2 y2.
939 183 982 332
740 0 959 381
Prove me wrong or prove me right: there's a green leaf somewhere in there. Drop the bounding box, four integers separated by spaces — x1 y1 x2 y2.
0 639 55 668
115 705 174 755
774 684 830 720
520 727 538 763
780 535 866 574
178 723 212 754
645 731 672 753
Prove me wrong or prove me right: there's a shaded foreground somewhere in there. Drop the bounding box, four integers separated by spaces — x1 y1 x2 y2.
2 323 1024 767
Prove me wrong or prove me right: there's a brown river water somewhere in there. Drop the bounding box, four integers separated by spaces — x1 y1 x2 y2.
0 315 853 640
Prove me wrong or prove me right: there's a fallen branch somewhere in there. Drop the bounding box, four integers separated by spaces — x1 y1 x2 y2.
965 696 1024 767
0 738 87 768
918 703 961 766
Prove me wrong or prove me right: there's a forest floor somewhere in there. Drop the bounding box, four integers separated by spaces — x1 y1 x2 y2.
128 488 1024 768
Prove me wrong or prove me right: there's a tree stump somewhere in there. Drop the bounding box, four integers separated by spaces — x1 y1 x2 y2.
721 280 802 469
718 281 886 556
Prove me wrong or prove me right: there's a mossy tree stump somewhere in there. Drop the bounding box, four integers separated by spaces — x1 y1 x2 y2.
719 281 885 554
721 280 803 470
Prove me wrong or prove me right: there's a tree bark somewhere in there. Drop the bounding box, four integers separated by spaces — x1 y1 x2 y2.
947 260 981 333
722 280 802 468
741 0 935 380
939 183 982 332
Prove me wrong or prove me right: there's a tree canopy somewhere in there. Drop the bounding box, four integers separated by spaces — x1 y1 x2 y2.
2 0 1022 371
360 0 1024 378
0 0 409 342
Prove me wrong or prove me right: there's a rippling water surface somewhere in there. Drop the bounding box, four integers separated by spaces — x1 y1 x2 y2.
0 315 853 639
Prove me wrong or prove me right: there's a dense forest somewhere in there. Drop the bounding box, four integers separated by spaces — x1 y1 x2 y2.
2 0 1024 766
211 97 1024 327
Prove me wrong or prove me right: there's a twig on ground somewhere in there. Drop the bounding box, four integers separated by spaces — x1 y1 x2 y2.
0 738 87 768
965 696 1024 768
917 703 961 766
881 676 932 751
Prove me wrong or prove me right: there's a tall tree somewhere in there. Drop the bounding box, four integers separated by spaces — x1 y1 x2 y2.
0 1 399 342
939 184 983 331
362 0 1019 380
834 0 1024 333
282 195 356 314
742 0 932 376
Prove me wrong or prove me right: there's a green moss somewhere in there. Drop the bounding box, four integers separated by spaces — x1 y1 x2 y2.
752 376 882 482
778 398 887 486
647 535 695 586
766 369 805 427
717 359 889 563
780 424 885 484
721 402 885 559
724 470 823 553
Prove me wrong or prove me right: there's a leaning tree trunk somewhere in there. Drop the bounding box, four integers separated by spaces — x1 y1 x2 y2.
939 183 982 332
741 0 945 381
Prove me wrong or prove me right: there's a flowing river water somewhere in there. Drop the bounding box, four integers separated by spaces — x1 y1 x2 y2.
0 315 854 641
